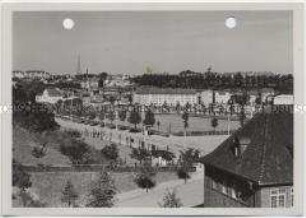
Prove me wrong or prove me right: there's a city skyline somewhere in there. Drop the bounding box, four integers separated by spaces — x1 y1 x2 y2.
13 11 292 75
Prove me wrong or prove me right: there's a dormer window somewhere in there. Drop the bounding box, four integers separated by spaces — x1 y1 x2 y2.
238 137 251 154
231 136 251 158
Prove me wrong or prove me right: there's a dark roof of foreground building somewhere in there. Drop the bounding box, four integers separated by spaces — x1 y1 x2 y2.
201 107 293 186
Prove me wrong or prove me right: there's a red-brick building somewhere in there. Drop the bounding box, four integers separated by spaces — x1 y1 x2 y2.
201 108 293 207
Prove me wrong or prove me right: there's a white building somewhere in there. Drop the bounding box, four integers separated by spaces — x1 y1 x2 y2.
215 90 232 104
134 88 197 106
35 88 64 104
200 90 213 106
80 79 99 90
273 94 294 105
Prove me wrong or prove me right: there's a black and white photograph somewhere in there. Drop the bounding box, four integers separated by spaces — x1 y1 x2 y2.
0 1 304 216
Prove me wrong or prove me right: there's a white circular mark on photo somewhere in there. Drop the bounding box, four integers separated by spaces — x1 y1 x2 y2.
63 18 75 30
225 17 237 29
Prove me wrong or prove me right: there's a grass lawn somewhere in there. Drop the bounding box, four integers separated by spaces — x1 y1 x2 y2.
108 113 240 134
14 171 178 207
13 125 71 166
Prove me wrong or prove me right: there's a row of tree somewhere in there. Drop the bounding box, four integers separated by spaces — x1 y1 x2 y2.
132 70 293 94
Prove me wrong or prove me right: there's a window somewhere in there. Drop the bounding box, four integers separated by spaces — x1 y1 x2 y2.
270 188 287 208
221 183 227 195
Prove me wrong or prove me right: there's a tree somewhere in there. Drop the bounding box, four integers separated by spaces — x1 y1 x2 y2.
239 106 246 127
130 147 150 164
61 180 79 207
157 120 161 131
13 160 32 191
118 110 127 122
31 143 47 158
177 148 199 183
211 117 219 133
86 172 117 207
160 188 183 208
101 143 119 161
128 107 142 129
143 109 156 128
181 110 189 137
99 111 105 121
134 162 156 193
107 110 115 125
60 139 90 165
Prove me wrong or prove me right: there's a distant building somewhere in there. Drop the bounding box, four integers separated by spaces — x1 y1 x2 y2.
215 90 232 104
134 87 198 106
273 95 294 105
200 90 214 106
201 108 293 207
80 79 99 90
35 88 64 104
12 70 25 79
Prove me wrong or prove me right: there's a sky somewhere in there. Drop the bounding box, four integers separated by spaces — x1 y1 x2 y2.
13 11 293 75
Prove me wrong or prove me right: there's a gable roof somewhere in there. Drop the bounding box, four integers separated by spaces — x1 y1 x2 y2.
201 107 293 186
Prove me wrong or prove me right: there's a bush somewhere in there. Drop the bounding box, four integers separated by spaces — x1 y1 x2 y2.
134 163 156 192
13 160 32 191
31 145 47 158
59 140 90 165
129 128 141 133
101 143 119 160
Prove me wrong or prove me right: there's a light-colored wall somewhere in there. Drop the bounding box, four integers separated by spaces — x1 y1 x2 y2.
259 186 293 208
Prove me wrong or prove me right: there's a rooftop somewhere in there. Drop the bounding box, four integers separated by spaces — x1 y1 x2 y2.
201 107 293 186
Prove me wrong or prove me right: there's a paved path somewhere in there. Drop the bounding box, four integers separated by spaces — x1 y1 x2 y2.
115 167 204 207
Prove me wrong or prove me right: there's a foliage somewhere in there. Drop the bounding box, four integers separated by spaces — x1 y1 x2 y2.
143 109 156 127
130 147 150 163
61 180 79 207
160 188 183 208
132 71 293 94
86 172 117 207
211 117 219 131
18 190 46 207
59 139 91 165
151 149 175 162
13 160 32 191
101 143 119 160
181 111 189 137
107 110 116 124
239 107 246 126
128 107 142 129
134 162 156 192
177 148 200 183
118 110 127 121
31 144 47 158
13 102 59 132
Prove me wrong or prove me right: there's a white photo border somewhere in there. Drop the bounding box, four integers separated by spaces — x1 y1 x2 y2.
1 1 304 216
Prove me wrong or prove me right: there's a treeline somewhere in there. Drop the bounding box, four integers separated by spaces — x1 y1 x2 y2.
132 70 293 94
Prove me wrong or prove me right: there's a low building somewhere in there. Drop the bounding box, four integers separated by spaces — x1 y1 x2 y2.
215 90 232 104
80 79 99 90
200 90 214 106
201 108 293 207
36 88 64 104
134 87 198 106
273 94 294 105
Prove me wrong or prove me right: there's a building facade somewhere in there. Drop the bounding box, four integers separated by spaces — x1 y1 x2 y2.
201 107 293 207
134 87 198 106
36 88 64 104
